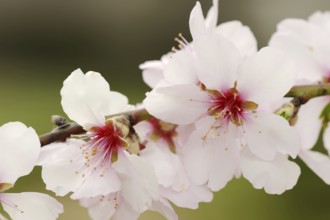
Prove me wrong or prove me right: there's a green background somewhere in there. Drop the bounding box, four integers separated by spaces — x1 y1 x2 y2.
1 0 330 219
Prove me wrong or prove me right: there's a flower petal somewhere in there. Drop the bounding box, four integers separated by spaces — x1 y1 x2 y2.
150 199 178 220
39 141 85 196
163 49 198 85
113 152 159 213
244 112 300 160
299 150 330 184
1 192 63 220
189 2 207 41
237 47 296 104
140 60 165 88
61 69 130 129
216 20 257 57
194 34 241 90
144 84 209 125
205 0 219 29
0 122 40 184
295 96 327 150
183 127 239 191
241 149 300 194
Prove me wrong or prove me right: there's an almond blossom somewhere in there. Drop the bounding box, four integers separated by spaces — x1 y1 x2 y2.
0 122 63 220
140 0 257 89
135 118 213 210
144 1 301 194
38 69 161 218
270 11 330 184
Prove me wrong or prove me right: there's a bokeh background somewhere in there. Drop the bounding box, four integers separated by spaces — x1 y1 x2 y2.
1 0 330 219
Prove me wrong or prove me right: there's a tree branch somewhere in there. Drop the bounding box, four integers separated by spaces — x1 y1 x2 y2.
39 108 151 146
39 83 330 146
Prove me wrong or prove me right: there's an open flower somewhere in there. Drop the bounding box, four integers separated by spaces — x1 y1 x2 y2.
0 122 63 220
38 69 159 215
270 11 330 184
144 2 301 194
140 0 257 88
135 118 213 210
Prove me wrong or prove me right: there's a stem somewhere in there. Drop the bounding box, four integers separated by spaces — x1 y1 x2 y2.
285 83 330 103
39 83 330 146
39 108 151 146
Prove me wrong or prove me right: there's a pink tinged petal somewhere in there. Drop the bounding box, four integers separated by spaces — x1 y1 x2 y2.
150 199 178 220
80 195 116 220
71 166 121 200
189 2 207 41
133 121 153 143
194 34 241 90
140 142 179 188
241 149 300 194
144 84 209 125
140 60 165 88
269 19 323 83
61 69 130 130
79 194 137 220
237 47 296 104
163 49 198 85
308 11 330 30
244 113 300 161
299 150 330 184
183 129 238 191
0 122 40 184
113 152 159 213
216 20 257 57
39 141 85 196
295 97 327 150
161 184 212 209
1 192 63 220
205 0 219 29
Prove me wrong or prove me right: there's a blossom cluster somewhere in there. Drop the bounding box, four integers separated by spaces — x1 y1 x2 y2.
1 0 330 219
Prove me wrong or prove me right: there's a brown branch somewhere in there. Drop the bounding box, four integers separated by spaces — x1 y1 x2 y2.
39 108 151 146
39 83 330 146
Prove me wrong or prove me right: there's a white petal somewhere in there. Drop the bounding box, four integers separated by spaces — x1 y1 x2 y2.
323 123 330 153
237 47 296 104
189 2 207 41
308 11 330 30
299 150 330 184
1 192 63 220
140 60 165 88
61 69 130 129
39 140 121 198
113 152 159 213
161 184 212 209
150 199 178 220
79 193 138 220
194 34 241 90
216 20 257 57
140 142 179 188
39 141 85 196
144 84 209 125
205 0 219 29
269 19 324 82
133 121 153 143
241 149 301 194
163 49 198 85
71 166 121 200
0 122 40 184
295 97 327 150
183 128 238 191
244 112 300 160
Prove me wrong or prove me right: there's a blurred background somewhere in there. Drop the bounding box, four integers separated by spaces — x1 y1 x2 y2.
1 0 330 219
